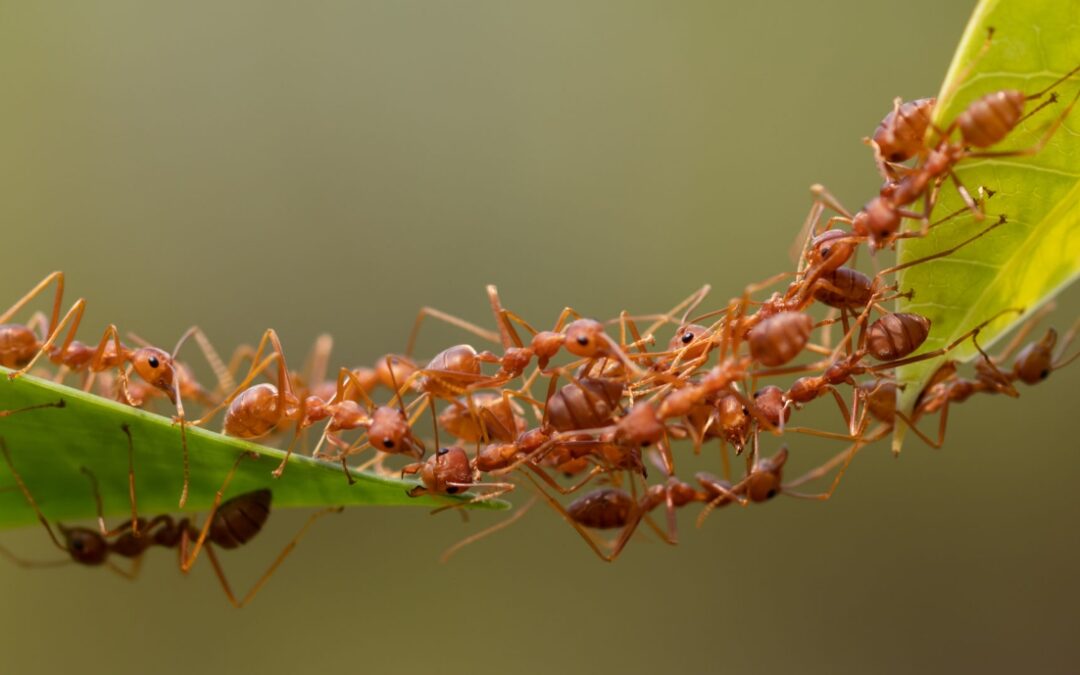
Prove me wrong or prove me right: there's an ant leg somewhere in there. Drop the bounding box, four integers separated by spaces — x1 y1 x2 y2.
271 420 306 478
301 334 334 394
947 170 982 219
0 399 65 419
525 462 606 495
894 409 946 450
405 306 500 357
179 452 259 572
791 198 826 272
519 471 618 562
876 213 1009 277
694 481 750 529
933 28 996 132
1026 63 1080 100
430 481 515 515
966 87 1080 159
783 438 867 501
809 184 855 220
0 271 66 336
168 326 236 397
0 438 67 552
0 544 70 568
205 506 342 608
440 496 536 563
81 424 140 536
638 284 713 338
870 308 1024 371
993 304 1056 362
784 424 891 492
9 298 87 381
485 285 525 349
1052 317 1080 369
106 556 144 581
189 334 283 427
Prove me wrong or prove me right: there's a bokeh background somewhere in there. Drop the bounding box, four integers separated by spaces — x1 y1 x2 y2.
2 1 1078 674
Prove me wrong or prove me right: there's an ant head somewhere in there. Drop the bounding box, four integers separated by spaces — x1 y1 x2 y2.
855 197 901 245
59 526 109 566
807 230 856 272
423 446 472 494
129 347 176 397
666 324 711 361
716 395 751 445
614 402 664 447
872 97 935 163
1013 329 1058 385
747 447 788 502
563 319 607 358
368 406 412 454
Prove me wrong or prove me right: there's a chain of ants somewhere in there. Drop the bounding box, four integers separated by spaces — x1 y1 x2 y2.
0 30 1078 605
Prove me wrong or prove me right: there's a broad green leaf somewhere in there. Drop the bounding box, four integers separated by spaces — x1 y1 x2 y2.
0 368 506 530
896 0 1080 424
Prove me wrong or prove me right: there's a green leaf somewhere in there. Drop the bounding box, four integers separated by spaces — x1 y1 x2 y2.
0 368 506 530
896 0 1080 420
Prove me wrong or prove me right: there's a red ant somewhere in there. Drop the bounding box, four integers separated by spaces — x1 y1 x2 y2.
0 430 340 607
901 313 1079 448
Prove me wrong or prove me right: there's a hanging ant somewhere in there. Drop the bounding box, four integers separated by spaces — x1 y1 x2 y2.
0 432 340 607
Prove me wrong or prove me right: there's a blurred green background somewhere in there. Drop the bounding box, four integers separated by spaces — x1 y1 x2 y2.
1 1 1077 674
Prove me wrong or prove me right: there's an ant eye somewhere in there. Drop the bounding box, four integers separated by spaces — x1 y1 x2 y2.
148 356 160 368
382 439 394 449
446 486 459 494
437 447 449 456
742 406 749 415
681 332 694 344
821 247 831 258
576 335 589 346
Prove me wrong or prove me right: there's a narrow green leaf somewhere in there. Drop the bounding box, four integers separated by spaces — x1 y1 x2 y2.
896 0 1080 419
0 368 506 530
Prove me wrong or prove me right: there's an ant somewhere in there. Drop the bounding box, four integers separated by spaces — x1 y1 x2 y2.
902 313 1079 448
0 430 339 608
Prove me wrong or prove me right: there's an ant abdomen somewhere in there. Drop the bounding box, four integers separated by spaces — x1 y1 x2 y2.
209 489 272 550
408 446 473 496
566 488 635 529
0 325 40 368
224 383 294 438
812 267 873 310
748 312 814 367
613 402 664 447
859 380 897 423
873 97 936 162
546 377 624 432
865 312 931 361
956 89 1026 148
